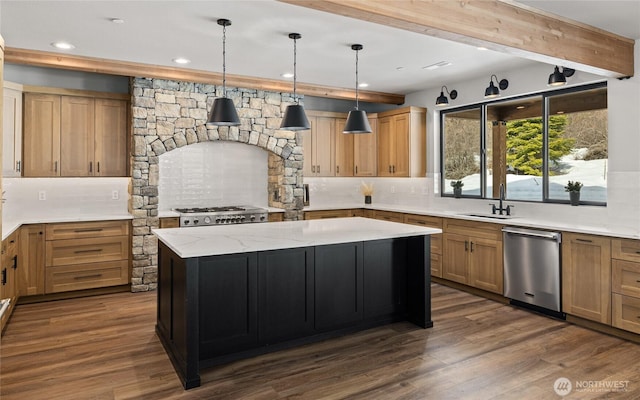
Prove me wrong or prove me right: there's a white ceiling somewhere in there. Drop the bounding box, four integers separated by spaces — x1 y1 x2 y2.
1 1 638 95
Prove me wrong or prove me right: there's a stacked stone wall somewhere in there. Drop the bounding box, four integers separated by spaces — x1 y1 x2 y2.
130 77 304 292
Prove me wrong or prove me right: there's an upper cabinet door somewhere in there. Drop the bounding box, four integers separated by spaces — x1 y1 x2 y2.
392 113 410 177
314 117 335 177
94 99 127 176
334 118 353 177
2 85 23 177
377 116 393 176
23 93 61 177
60 96 94 176
353 117 377 177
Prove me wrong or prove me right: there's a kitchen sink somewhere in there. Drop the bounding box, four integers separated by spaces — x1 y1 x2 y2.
459 213 513 220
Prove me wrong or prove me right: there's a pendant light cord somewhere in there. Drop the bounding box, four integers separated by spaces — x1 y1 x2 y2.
355 48 360 110
293 36 298 104
222 23 227 96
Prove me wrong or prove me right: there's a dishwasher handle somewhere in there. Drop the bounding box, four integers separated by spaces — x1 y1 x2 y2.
502 227 561 242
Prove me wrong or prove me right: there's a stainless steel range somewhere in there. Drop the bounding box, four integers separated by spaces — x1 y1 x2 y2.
173 206 268 227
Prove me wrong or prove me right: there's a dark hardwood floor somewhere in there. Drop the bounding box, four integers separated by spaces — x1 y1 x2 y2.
1 284 639 399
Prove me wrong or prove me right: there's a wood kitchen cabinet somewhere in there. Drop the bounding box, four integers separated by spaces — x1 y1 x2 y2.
611 238 640 334
304 209 353 220
3 81 23 177
18 224 45 296
404 214 443 277
334 118 353 176
1 231 19 333
442 219 503 294
562 232 611 324
303 113 335 177
44 220 130 293
23 91 128 177
159 217 180 228
377 106 426 177
371 210 404 223
354 117 377 177
23 93 61 177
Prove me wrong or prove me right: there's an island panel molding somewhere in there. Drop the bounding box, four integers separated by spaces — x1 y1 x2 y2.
130 77 305 292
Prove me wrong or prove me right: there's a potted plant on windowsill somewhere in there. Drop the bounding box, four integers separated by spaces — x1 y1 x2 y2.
451 180 464 198
565 180 583 206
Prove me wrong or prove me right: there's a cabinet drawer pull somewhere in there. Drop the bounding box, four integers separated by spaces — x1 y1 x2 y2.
54 161 58 173
74 248 103 254
576 238 593 243
12 256 17 270
73 274 103 280
1 269 6 285
312 165 315 173
317 165 320 173
16 160 21 172
97 162 100 174
470 242 475 252
89 161 93 173
388 165 392 173
465 241 469 251
635 251 640 255
336 165 340 174
355 166 358 174
73 228 104 233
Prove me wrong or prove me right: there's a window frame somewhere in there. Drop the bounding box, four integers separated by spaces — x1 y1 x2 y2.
439 81 608 206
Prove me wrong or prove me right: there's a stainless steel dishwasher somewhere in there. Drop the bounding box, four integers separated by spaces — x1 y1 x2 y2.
503 227 563 316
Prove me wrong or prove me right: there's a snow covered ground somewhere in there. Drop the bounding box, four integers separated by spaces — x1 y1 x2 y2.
446 150 607 202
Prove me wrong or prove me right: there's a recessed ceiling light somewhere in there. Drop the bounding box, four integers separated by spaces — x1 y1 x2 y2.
422 61 452 70
281 72 294 78
110 18 125 24
477 47 488 51
557 111 565 114
172 58 191 65
516 105 525 110
51 41 75 50
396 66 405 71
358 82 369 88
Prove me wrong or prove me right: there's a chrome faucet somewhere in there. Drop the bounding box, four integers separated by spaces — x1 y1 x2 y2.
491 183 511 215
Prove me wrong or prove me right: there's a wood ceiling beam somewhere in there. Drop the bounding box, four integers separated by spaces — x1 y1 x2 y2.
4 47 405 105
280 0 635 78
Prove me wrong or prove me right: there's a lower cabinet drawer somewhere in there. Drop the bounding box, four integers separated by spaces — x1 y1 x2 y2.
431 253 442 278
612 293 640 334
46 236 129 267
431 235 442 255
612 259 640 298
45 260 129 293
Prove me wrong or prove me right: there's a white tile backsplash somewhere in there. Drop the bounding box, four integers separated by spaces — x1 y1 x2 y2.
158 141 268 210
2 177 130 221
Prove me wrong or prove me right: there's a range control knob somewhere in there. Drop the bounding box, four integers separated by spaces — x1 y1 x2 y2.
215 218 220 224
184 219 190 225
260 215 266 221
250 215 256 222
240 216 246 222
193 218 199 225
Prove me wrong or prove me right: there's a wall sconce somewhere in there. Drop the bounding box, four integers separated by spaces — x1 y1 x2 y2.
548 66 575 86
484 74 509 98
436 86 458 106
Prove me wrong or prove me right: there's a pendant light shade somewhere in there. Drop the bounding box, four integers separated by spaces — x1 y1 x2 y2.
281 33 310 131
344 44 372 134
548 66 575 87
207 18 240 127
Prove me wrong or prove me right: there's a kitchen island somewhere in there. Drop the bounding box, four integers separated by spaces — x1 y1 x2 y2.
153 217 441 389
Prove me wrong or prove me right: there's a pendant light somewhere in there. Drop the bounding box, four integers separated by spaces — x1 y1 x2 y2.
343 44 372 134
280 33 310 130
207 18 240 126
548 66 575 86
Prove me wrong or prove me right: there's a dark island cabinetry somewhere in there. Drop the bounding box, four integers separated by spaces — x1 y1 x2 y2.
157 236 432 389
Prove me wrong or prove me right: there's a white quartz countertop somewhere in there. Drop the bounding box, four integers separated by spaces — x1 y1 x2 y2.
153 217 441 258
303 203 640 240
2 214 133 241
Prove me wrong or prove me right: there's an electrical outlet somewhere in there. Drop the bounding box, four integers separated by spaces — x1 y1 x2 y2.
112 190 119 200
390 186 395 194
38 191 46 201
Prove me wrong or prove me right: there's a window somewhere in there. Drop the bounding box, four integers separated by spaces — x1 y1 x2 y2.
441 83 607 205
